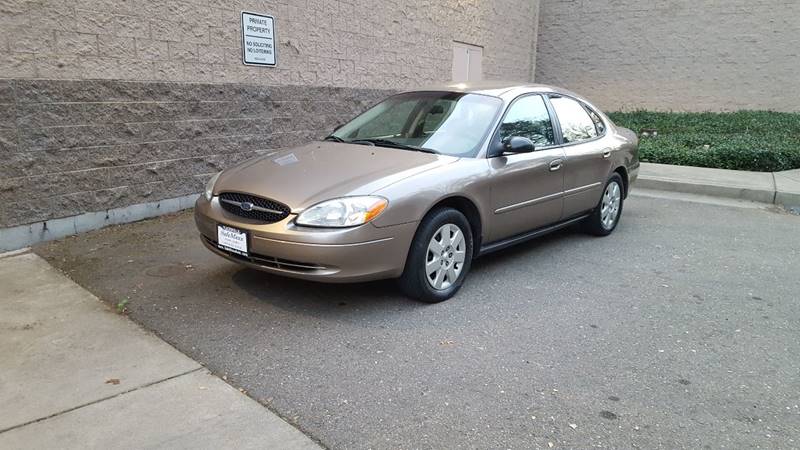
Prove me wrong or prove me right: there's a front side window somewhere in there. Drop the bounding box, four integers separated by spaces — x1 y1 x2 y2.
550 96 598 144
332 92 503 157
498 95 555 147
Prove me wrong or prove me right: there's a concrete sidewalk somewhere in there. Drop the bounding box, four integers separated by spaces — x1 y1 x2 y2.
638 162 800 208
0 252 320 449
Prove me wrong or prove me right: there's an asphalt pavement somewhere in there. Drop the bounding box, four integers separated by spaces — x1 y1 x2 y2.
35 192 800 449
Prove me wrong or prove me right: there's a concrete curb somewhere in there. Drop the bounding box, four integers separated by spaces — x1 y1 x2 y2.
637 163 800 209
773 169 800 209
0 193 199 252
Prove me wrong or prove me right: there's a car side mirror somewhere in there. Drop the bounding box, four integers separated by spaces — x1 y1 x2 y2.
502 136 535 154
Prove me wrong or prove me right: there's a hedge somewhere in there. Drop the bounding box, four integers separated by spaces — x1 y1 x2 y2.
607 111 800 172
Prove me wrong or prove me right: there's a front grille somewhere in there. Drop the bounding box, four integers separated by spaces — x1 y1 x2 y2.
203 236 326 272
218 192 290 223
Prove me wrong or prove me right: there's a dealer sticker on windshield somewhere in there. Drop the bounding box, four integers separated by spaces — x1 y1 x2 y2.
217 225 248 256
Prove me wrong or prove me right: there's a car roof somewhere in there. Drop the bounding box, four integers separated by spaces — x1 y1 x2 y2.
399 81 604 113
401 81 568 98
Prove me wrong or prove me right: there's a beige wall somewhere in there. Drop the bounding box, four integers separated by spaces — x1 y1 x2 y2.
535 0 800 112
0 0 539 88
0 0 540 231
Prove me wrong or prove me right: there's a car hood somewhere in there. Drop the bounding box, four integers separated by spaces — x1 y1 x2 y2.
214 141 458 211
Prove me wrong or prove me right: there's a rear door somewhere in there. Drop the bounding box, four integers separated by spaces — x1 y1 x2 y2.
548 95 612 217
487 94 565 242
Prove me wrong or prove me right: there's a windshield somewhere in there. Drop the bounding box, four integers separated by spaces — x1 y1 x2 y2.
330 92 503 157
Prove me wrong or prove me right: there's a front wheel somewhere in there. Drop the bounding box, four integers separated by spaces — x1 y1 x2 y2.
398 208 474 303
583 173 624 236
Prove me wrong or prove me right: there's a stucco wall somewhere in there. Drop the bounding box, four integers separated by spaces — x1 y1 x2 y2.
0 0 540 230
535 1 800 112
0 0 538 88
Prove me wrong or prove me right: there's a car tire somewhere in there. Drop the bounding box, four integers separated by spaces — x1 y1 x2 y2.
583 173 625 236
398 208 474 303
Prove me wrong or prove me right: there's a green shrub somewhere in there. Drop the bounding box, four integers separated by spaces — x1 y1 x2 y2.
607 111 800 172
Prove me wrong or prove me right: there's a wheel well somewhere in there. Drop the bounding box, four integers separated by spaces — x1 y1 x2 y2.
429 196 483 253
614 166 629 198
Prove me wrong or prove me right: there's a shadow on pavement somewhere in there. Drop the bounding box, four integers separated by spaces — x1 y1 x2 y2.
230 267 417 312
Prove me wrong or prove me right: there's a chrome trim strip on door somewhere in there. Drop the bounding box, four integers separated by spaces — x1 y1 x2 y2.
494 191 563 214
563 182 602 197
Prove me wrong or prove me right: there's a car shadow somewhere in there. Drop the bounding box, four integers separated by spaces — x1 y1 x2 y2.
227 225 587 319
229 267 428 319
470 225 583 271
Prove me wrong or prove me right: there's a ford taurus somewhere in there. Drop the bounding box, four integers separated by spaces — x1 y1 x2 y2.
194 82 639 302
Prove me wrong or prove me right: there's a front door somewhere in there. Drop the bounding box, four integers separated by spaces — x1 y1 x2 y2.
488 95 565 242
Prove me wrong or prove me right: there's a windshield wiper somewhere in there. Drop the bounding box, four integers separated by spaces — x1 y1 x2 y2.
324 135 346 143
351 139 438 154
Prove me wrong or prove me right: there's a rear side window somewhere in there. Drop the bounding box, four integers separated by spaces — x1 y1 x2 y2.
498 95 555 147
586 107 606 135
550 96 598 144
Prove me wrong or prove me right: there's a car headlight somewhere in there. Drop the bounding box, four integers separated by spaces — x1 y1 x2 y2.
204 172 221 201
296 196 388 228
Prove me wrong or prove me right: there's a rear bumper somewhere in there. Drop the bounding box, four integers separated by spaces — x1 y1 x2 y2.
194 196 418 283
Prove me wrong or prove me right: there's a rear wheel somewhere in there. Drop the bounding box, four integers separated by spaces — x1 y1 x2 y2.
398 208 473 303
583 173 624 236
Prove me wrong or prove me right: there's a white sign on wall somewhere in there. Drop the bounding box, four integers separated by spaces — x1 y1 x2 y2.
242 12 276 66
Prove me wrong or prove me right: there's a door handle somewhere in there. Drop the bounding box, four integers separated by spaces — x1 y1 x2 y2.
602 149 612 159
549 159 563 172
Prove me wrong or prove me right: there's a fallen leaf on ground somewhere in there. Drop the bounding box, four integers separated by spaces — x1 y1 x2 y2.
105 378 120 385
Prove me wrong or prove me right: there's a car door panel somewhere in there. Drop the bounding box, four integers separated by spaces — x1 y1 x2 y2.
488 148 565 242
547 95 612 217
562 139 613 216
485 94 565 243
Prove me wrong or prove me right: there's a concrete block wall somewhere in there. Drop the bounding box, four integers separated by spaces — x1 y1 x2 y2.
535 0 800 112
0 0 540 238
0 79 386 229
0 0 539 87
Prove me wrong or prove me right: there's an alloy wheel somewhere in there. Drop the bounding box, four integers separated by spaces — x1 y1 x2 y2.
601 181 622 230
425 223 467 290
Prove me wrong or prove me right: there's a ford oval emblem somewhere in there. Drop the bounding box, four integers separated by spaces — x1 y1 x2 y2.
240 202 254 211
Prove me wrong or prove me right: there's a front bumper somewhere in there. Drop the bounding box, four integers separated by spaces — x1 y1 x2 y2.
194 196 418 283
